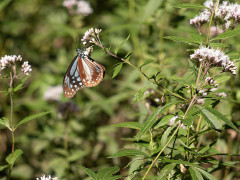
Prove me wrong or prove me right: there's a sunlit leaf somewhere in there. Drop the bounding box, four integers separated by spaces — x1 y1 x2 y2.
0 117 11 130
139 60 154 69
114 35 130 55
112 122 143 129
131 85 149 105
6 149 23 165
13 75 30 93
80 166 98 180
112 63 123 78
158 164 176 179
97 166 119 179
108 149 149 158
211 28 240 41
135 101 180 140
190 167 204 180
15 111 50 129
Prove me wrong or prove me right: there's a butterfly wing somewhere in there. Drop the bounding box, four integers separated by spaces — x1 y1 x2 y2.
63 55 85 98
78 56 105 87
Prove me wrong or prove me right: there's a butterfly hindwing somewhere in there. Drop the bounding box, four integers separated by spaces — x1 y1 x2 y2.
78 56 105 87
63 56 85 98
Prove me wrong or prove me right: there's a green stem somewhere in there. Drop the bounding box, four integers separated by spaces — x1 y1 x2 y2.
142 123 181 180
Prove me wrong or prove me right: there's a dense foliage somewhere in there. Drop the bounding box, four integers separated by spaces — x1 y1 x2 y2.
0 0 240 179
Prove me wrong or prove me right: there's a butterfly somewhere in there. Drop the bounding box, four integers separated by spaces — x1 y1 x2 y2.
63 48 105 98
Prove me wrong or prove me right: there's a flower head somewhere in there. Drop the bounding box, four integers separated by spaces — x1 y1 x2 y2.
169 116 185 129
190 46 237 75
43 85 63 101
21 61 32 76
62 0 93 16
36 175 58 180
81 28 102 46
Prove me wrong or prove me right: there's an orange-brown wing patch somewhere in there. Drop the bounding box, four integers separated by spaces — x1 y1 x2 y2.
78 56 105 87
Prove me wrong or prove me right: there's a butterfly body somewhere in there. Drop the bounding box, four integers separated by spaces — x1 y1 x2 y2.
63 49 105 98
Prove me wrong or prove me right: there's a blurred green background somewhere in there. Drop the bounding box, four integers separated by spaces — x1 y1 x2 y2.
0 0 239 179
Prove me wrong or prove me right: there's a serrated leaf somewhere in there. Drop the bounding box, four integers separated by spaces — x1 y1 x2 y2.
173 3 205 9
211 28 240 41
195 105 222 130
161 159 202 169
0 117 11 130
158 164 176 180
80 166 98 180
6 149 23 165
108 149 149 158
203 106 239 132
209 43 229 48
135 101 180 140
154 115 174 129
139 60 154 69
112 122 143 130
97 166 119 179
161 126 175 146
114 35 130 55
15 111 50 129
198 145 210 154
13 75 30 93
141 0 163 22
131 85 149 105
190 167 204 180
195 167 218 180
112 63 123 78
165 36 199 45
190 33 204 44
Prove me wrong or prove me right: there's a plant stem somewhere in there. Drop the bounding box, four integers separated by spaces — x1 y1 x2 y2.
142 123 181 180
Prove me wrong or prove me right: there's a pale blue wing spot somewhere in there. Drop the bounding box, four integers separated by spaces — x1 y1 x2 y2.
70 59 78 76
77 77 81 81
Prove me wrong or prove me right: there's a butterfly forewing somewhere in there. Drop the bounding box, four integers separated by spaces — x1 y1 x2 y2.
78 56 105 87
63 56 85 98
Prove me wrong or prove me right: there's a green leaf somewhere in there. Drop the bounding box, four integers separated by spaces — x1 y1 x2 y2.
131 85 149 105
0 117 11 130
15 111 50 129
209 43 229 48
112 63 123 78
203 106 239 132
139 60 154 69
195 167 218 180
0 0 12 11
165 36 199 45
108 149 149 158
80 166 98 180
112 122 143 130
0 165 9 171
190 167 204 180
161 159 202 169
158 164 176 180
141 0 163 22
97 166 119 179
6 149 23 165
161 126 175 146
173 3 205 9
190 33 204 44
13 75 30 93
114 35 130 55
154 115 174 129
195 105 222 130
211 28 240 41
135 101 180 140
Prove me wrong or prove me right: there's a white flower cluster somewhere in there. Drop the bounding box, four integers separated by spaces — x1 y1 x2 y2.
43 85 63 101
190 0 240 30
62 0 93 16
81 28 102 46
36 175 58 180
0 55 32 76
0 55 22 70
21 61 32 75
215 1 240 29
205 77 218 86
169 116 185 129
190 46 237 75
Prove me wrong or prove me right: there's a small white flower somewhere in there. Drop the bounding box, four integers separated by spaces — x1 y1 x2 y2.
21 61 32 75
169 116 185 129
190 46 237 75
43 85 63 101
36 175 58 180
81 28 102 46
63 0 93 16
196 98 205 105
